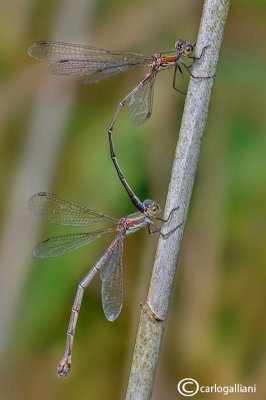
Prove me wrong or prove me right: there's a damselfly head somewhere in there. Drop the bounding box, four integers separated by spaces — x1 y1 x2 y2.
175 39 194 57
143 199 161 216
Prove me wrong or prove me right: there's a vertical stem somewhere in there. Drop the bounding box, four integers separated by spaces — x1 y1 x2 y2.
125 1 230 399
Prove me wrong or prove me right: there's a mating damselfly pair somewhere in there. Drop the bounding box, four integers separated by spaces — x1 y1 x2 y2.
28 39 213 211
28 39 212 376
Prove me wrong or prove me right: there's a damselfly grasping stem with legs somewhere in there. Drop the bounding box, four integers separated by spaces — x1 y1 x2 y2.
29 192 180 376
28 40 213 211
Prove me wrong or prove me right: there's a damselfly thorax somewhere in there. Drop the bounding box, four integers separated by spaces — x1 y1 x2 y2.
28 40 213 211
29 192 180 376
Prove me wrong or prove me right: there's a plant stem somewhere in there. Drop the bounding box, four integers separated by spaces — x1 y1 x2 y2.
125 1 230 399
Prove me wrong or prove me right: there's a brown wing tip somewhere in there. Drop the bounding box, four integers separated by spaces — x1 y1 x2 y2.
41 238 50 243
28 192 48 215
37 191 48 197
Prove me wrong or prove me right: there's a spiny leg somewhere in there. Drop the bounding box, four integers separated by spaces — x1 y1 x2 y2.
155 206 179 223
188 44 210 61
57 265 99 377
180 59 215 79
180 45 215 79
172 65 186 95
148 219 184 238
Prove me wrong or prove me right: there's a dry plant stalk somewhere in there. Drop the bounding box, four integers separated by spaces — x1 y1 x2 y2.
125 1 231 399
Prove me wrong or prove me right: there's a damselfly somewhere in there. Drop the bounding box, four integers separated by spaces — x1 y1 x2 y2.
29 192 180 376
28 40 213 211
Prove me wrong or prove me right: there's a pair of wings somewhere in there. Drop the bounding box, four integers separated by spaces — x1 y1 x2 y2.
28 41 156 126
29 192 117 257
29 192 123 321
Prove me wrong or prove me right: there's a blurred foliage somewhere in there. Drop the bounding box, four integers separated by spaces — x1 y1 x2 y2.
0 0 266 399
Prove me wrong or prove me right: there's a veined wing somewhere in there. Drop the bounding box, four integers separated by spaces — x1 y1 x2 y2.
28 41 154 83
101 240 123 321
33 229 115 258
100 236 122 282
128 72 155 126
28 41 153 64
29 192 117 226
83 64 136 84
51 61 139 84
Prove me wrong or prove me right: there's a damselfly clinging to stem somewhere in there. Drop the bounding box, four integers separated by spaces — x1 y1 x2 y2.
29 192 180 376
28 40 213 211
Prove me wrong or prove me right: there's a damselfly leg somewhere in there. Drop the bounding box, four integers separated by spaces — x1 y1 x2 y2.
28 40 213 210
29 192 182 376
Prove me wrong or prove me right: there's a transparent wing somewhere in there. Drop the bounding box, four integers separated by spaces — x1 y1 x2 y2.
28 41 153 83
101 242 123 321
50 60 138 83
100 236 122 282
28 41 152 64
128 73 155 126
83 64 136 84
33 229 115 258
29 192 117 226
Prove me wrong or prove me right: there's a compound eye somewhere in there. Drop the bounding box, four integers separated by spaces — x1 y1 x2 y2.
175 39 183 50
152 204 160 214
143 199 160 215
186 44 193 54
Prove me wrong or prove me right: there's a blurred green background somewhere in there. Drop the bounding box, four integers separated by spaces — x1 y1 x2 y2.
0 0 266 399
